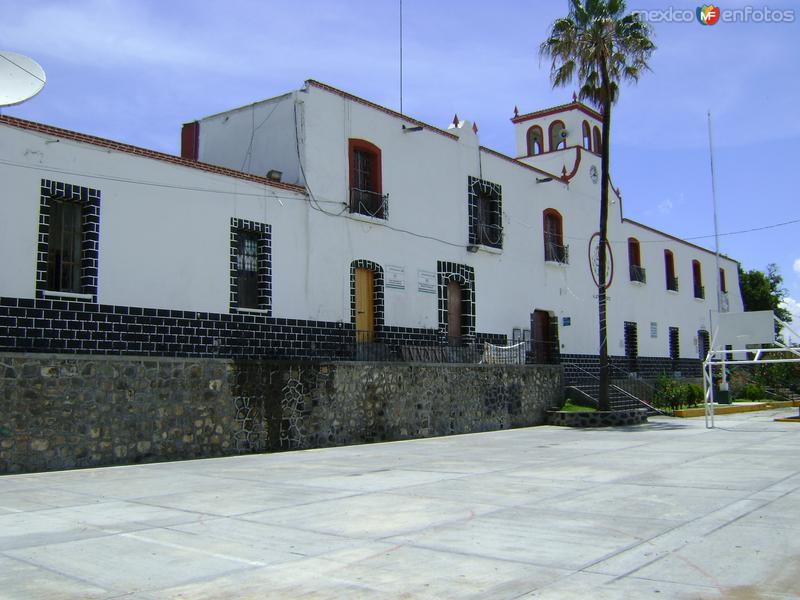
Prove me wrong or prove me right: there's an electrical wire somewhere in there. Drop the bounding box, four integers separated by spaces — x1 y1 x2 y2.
292 99 469 249
241 101 280 172
0 157 338 204
3 119 796 251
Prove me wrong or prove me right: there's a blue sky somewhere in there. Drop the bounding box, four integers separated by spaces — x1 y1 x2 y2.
2 0 799 330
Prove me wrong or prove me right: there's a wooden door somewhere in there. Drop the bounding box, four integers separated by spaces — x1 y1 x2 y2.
447 280 462 344
355 268 374 343
532 310 552 364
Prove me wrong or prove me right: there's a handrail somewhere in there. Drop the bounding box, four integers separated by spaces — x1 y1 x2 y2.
562 361 665 415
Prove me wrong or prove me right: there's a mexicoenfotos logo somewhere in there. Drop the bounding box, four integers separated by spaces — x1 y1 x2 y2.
635 5 796 24
697 5 721 25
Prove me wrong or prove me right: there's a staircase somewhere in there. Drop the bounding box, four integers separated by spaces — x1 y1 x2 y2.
563 362 662 414
765 386 800 404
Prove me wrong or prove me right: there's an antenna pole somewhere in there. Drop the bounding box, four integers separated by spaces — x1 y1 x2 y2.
708 110 726 394
708 111 722 314
400 0 404 115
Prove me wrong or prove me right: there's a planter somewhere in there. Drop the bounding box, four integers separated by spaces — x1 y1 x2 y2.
547 408 648 428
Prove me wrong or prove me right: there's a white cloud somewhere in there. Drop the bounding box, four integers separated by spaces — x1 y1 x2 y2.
794 258 800 275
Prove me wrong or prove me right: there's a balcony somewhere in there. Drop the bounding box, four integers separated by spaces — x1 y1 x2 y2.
476 223 503 249
666 276 679 292
694 284 705 299
544 237 569 264
350 188 388 219
629 264 646 284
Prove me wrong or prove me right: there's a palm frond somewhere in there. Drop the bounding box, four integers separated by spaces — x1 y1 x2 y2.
540 0 655 110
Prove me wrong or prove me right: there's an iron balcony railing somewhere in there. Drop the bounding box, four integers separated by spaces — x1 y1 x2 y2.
694 284 705 299
629 264 646 283
544 236 569 264
477 223 503 248
667 276 679 292
350 188 388 219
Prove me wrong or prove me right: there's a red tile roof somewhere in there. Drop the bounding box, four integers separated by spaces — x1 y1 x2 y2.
0 115 307 194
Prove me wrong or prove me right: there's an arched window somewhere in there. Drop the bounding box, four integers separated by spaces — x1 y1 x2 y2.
348 139 385 219
549 120 567 151
628 237 645 283
692 260 704 299
543 209 567 263
582 121 591 150
592 126 601 153
526 125 543 156
664 250 678 291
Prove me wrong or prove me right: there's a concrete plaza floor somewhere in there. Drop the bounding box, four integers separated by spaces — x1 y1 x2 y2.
1 409 799 599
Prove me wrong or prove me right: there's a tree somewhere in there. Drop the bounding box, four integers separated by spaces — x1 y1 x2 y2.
541 0 655 411
739 263 792 336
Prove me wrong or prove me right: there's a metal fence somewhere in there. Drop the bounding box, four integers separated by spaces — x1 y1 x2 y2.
341 332 529 364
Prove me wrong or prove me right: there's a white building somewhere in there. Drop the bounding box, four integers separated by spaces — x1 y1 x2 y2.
0 79 743 379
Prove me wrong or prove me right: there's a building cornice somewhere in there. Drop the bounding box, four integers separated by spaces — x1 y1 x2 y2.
512 102 602 124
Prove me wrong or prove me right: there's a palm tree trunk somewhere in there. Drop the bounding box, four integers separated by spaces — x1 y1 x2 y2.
597 69 612 412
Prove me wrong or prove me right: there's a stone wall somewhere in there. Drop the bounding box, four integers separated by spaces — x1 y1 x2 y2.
0 353 562 474
0 354 235 474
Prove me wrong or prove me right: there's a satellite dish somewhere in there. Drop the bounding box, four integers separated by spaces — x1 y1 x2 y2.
0 51 46 107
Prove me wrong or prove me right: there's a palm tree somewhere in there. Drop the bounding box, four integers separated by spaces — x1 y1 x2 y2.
541 0 654 411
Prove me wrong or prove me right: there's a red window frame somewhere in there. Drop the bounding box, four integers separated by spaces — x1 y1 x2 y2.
582 121 591 150
549 120 567 151
348 139 382 197
526 125 543 156
627 237 641 268
592 126 601 153
664 249 677 290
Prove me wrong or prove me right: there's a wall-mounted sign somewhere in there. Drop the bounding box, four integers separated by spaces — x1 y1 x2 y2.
386 265 405 290
562 317 571 327
417 270 437 294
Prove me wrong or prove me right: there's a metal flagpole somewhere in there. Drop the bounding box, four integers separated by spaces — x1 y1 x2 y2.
708 111 725 424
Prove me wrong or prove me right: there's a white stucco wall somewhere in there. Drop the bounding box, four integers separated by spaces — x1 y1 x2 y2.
0 123 312 317
197 92 304 186
0 84 745 361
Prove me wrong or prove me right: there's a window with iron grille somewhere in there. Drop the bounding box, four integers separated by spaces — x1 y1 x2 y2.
36 179 101 301
669 327 680 362
230 219 272 313
624 321 638 371
348 139 386 219
467 177 502 249
543 209 568 263
237 232 260 309
47 200 83 293
698 329 710 360
628 237 645 283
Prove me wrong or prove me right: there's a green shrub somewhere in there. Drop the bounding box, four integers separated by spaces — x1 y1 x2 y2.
686 383 704 404
653 375 691 413
742 383 764 401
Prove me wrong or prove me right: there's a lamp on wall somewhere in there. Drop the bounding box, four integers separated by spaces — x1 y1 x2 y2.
266 170 283 182
467 244 479 253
